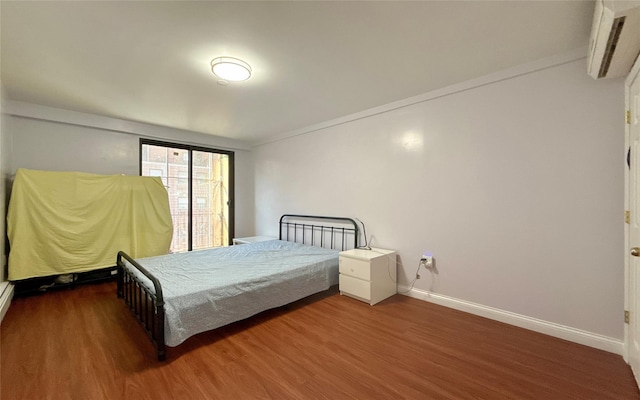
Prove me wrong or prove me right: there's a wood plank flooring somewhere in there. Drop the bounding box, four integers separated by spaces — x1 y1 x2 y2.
1 281 638 399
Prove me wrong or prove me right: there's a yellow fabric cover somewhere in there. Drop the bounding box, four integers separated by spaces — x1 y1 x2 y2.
8 169 173 281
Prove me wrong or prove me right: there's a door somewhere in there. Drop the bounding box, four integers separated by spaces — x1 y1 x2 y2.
140 140 234 253
628 61 640 386
192 150 231 250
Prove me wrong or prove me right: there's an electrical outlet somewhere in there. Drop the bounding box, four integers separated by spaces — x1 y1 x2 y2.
420 252 434 269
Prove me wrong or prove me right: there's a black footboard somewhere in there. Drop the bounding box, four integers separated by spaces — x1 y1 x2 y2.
116 251 166 361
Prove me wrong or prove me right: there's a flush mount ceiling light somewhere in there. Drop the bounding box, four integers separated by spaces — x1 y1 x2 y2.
211 57 252 82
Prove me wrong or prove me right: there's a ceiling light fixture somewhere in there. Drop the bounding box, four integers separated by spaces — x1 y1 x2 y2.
210 57 252 82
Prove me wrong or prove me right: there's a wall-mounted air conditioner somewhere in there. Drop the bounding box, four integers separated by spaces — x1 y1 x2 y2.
588 0 640 79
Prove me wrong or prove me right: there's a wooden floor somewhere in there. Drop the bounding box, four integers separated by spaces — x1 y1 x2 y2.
1 282 638 399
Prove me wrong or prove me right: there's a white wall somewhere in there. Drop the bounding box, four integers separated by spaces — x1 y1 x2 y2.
254 58 625 340
0 0 17 317
0 86 11 282
6 111 255 238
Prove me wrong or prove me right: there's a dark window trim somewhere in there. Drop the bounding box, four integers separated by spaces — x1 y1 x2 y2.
139 138 235 249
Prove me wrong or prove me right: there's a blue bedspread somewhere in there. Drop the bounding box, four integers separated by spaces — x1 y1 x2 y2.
125 240 339 346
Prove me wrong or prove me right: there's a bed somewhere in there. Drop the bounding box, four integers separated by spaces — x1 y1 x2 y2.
116 214 359 360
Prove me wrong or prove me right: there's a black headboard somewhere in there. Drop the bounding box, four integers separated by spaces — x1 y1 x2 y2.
279 214 359 251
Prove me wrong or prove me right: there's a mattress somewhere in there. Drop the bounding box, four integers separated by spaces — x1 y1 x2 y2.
124 239 339 347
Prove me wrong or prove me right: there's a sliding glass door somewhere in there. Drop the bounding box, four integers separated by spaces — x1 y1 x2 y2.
192 150 230 250
140 139 234 253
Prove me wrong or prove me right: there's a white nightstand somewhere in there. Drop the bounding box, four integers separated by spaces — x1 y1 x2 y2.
232 236 277 245
339 248 397 305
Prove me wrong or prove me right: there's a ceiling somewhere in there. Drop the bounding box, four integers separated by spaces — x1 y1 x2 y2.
1 1 595 144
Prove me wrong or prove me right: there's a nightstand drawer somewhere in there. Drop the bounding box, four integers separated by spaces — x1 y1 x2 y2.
339 257 371 280
339 274 371 301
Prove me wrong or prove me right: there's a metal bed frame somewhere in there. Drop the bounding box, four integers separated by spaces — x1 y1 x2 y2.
117 214 359 361
279 214 359 249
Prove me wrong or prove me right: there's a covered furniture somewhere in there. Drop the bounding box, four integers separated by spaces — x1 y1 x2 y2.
8 169 172 281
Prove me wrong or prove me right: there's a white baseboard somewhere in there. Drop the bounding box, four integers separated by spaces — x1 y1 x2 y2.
399 286 624 355
0 282 14 324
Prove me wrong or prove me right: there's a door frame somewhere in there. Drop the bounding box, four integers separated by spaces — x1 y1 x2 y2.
139 138 235 250
625 56 640 366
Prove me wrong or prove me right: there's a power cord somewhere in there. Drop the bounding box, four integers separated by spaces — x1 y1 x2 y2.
349 219 433 292
367 248 401 284
398 259 423 294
